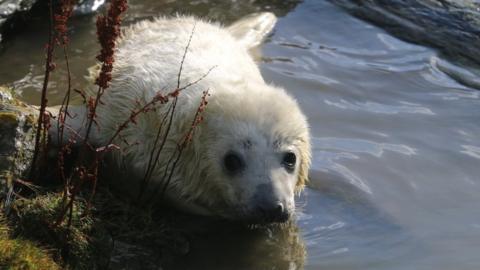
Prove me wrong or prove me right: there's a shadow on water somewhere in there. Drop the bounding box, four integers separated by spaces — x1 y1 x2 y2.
165 221 305 270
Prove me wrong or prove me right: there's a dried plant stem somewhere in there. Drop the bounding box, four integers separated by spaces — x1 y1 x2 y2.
82 86 102 147
55 0 128 226
57 46 72 147
30 0 55 179
81 0 128 147
138 98 177 200
53 4 214 227
177 22 196 88
148 90 209 203
57 46 74 199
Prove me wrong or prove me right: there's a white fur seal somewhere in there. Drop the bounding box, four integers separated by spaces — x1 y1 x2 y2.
52 13 311 223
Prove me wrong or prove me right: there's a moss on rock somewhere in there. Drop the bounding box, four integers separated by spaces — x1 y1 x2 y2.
0 207 60 270
0 238 61 270
0 112 19 124
11 193 111 269
1 86 38 207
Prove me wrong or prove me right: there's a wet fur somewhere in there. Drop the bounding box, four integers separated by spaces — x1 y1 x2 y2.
53 14 311 219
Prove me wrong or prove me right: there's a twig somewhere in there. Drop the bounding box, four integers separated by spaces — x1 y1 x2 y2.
177 22 196 88
148 90 209 203
30 0 56 179
55 0 128 227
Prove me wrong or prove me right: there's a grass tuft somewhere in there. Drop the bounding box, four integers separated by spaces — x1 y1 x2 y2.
0 207 60 270
9 193 110 269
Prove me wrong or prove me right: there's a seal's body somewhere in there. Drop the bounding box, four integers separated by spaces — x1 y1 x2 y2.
53 13 311 223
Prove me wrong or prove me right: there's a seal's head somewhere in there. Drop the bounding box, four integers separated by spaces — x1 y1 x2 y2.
178 83 311 224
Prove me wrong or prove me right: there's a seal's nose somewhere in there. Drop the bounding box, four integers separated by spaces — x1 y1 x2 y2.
257 202 289 223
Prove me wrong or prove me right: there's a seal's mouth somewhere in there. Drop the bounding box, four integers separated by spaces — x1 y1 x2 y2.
247 208 290 224
215 205 292 225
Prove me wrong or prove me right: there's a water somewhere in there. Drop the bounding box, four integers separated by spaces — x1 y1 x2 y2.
1 0 480 269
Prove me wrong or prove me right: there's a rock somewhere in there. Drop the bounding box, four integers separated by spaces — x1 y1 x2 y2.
330 0 480 65
0 0 106 42
0 86 37 207
0 0 38 41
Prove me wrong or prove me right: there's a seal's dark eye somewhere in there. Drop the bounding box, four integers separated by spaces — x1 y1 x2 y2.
282 152 296 172
223 151 245 175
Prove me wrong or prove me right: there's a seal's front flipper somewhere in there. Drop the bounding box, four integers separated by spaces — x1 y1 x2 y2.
227 12 277 50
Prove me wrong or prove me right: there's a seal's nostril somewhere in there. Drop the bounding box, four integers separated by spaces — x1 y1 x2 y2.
256 202 288 223
274 203 284 217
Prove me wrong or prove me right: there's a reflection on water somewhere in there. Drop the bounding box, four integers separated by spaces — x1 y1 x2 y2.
167 222 306 270
1 0 480 269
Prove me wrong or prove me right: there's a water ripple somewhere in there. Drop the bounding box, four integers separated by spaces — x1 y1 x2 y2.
461 145 480 159
430 56 480 90
430 91 480 101
310 137 417 194
310 150 371 194
324 99 435 115
313 137 417 157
